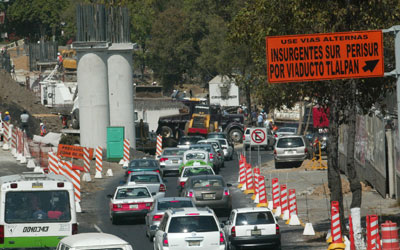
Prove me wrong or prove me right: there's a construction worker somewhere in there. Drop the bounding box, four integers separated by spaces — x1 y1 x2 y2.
40 122 47 136
57 52 63 71
4 111 10 122
20 110 29 133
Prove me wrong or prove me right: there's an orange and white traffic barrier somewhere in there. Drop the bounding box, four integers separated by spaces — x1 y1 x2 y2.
328 201 345 250
83 147 90 173
63 161 82 212
280 184 289 220
48 152 59 175
256 176 268 207
349 215 356 250
367 215 381 250
11 126 17 156
2 121 9 150
122 139 130 167
252 168 260 201
156 135 163 157
272 178 280 212
244 164 254 194
286 189 301 225
95 146 103 179
381 220 399 250
22 131 30 163
238 155 246 189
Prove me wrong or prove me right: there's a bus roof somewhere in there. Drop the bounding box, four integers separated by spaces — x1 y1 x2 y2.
0 172 70 186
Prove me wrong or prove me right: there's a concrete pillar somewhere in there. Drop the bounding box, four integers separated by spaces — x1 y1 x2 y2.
107 43 136 148
77 50 110 148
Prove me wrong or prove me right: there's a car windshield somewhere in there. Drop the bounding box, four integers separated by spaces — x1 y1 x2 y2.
198 141 219 150
278 127 296 133
168 216 218 233
129 160 157 169
163 149 186 156
130 175 160 183
192 179 224 188
158 200 193 210
277 137 304 148
116 187 150 199
185 152 206 161
5 191 71 223
207 134 226 139
235 212 275 225
190 145 212 152
183 168 213 177
179 137 203 144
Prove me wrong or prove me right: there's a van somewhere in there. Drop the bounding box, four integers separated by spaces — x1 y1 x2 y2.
57 233 133 250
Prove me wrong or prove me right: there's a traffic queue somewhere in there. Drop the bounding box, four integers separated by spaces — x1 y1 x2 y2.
106 132 282 250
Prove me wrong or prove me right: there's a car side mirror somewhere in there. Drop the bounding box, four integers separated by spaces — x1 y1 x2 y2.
227 183 232 187
107 194 113 198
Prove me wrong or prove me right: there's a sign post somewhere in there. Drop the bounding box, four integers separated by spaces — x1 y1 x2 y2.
266 30 384 83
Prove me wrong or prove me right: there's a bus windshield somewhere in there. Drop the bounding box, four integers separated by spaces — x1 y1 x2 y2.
5 191 71 223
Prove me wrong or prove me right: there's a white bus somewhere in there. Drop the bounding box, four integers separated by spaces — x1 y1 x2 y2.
0 172 78 248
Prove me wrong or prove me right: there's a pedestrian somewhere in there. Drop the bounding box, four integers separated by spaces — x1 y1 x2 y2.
57 52 63 71
4 111 10 122
189 89 193 98
59 113 68 129
257 112 264 127
20 110 29 133
40 122 47 136
251 110 257 125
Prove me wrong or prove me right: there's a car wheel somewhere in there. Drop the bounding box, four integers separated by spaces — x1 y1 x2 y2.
275 161 281 169
229 128 243 143
111 215 119 225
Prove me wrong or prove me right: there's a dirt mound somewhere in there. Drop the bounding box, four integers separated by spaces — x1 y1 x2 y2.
0 71 62 136
312 178 372 196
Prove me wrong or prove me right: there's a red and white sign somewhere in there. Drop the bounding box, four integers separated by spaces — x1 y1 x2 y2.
251 129 266 144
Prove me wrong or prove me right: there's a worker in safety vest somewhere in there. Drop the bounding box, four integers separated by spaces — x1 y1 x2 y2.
40 122 47 136
4 111 10 122
57 52 63 71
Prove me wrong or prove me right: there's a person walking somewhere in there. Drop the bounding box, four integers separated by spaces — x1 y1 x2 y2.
257 112 264 127
57 52 63 71
40 122 47 136
4 111 10 122
20 110 29 133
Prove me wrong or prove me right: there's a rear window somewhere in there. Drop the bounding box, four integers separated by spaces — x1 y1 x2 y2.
129 160 157 168
217 139 227 145
235 212 275 225
116 187 150 199
207 134 226 139
168 216 218 233
179 137 203 144
130 175 160 183
277 137 304 148
185 152 206 161
158 200 193 210
163 149 186 156
192 179 223 188
183 168 213 177
278 127 296 133
189 145 211 152
245 129 250 134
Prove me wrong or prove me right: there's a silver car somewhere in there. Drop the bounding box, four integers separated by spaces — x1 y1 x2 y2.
181 175 232 213
145 197 194 241
158 147 187 176
214 138 234 160
274 127 297 137
197 139 225 167
126 171 166 199
189 144 222 173
274 135 307 168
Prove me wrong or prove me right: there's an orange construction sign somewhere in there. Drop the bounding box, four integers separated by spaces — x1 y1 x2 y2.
266 30 384 83
57 144 93 160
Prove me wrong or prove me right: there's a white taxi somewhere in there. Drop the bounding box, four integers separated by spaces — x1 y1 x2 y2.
108 185 154 224
57 232 133 250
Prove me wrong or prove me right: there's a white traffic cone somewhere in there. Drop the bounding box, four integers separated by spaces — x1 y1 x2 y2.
303 222 315 235
123 161 129 168
75 201 82 213
282 210 290 220
27 159 36 169
16 153 22 161
20 156 27 164
2 143 9 151
33 166 44 173
11 148 16 157
288 214 301 226
274 206 282 217
95 171 102 179
241 183 247 191
106 169 113 177
82 173 91 182
344 236 351 250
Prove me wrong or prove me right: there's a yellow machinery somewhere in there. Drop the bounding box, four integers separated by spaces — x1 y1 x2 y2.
186 105 218 136
61 49 77 71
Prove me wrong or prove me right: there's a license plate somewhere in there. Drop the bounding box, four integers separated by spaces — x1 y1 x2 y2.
251 229 261 236
172 160 178 163
284 150 295 154
188 241 200 246
203 193 215 200
129 204 138 209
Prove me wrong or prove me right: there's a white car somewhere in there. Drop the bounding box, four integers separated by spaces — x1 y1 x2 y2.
108 185 154 224
177 165 215 191
223 207 281 249
153 207 226 250
243 127 275 151
213 138 234 161
57 233 133 250
126 171 166 199
182 149 210 165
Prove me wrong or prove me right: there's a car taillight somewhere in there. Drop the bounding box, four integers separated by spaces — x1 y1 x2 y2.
305 148 308 153
154 170 160 173
180 181 186 187
224 189 229 196
162 233 169 246
159 184 166 192
127 170 133 174
218 152 221 157
146 202 153 207
243 134 245 140
209 153 214 159
113 204 123 209
274 134 278 138
187 191 193 197
72 223 78 235
160 157 168 162
231 226 236 237
276 224 280 234
219 231 225 245
152 214 163 221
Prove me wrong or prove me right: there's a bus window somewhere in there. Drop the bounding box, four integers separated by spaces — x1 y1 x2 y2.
5 191 71 223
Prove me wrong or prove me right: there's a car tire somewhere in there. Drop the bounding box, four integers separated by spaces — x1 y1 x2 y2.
161 126 173 138
229 128 243 143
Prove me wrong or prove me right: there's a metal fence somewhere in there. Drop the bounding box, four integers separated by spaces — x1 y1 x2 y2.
28 42 58 71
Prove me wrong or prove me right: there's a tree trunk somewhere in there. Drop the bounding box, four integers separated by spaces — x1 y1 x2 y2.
297 101 304 135
327 95 345 230
304 104 312 136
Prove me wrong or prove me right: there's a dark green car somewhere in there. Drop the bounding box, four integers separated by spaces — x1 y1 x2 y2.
125 159 161 176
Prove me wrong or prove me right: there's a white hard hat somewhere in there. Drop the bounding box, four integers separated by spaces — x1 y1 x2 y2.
40 123 43 126
57 52 60 55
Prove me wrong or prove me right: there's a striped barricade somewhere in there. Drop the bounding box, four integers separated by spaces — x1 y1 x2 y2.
156 135 162 156
272 178 280 214
367 215 380 250
2 121 9 150
95 146 103 178
256 176 268 207
280 184 289 220
328 201 345 249
48 152 59 175
252 168 260 201
244 164 254 194
83 147 90 173
123 139 130 167
286 189 301 225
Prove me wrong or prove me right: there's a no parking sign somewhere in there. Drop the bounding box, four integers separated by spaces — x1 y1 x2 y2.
251 128 267 144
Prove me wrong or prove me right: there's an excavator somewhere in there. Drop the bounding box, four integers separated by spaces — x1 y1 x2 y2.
186 104 219 136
